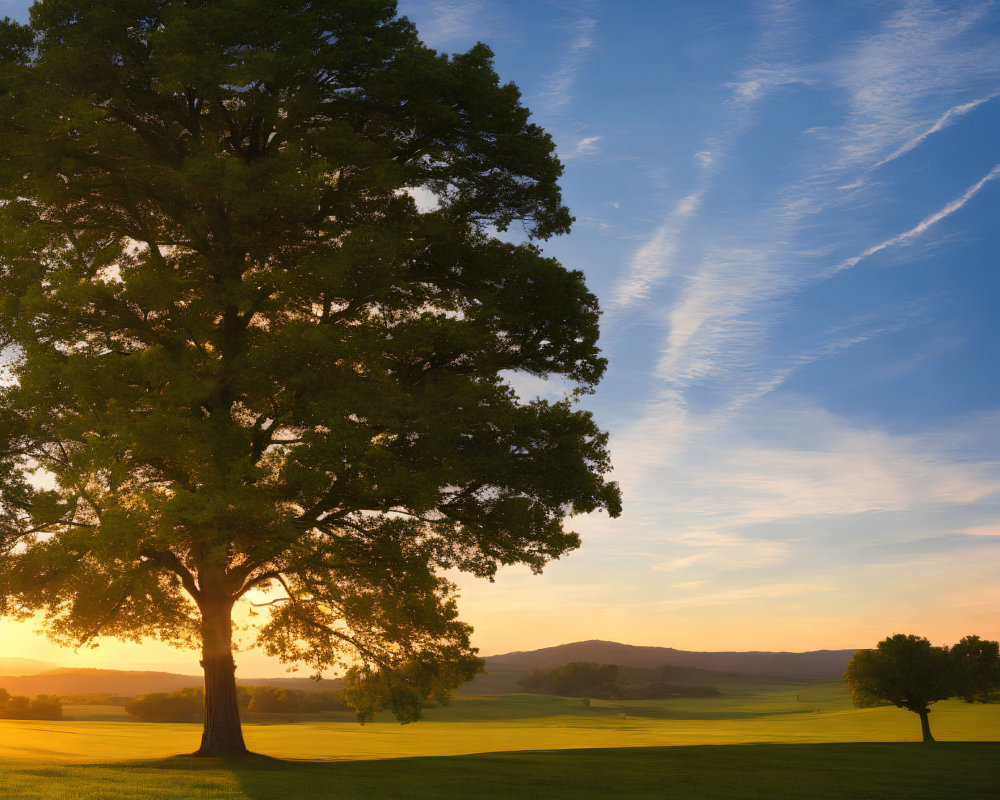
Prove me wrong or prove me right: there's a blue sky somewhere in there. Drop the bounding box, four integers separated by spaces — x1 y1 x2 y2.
394 0 1000 657
2 0 999 673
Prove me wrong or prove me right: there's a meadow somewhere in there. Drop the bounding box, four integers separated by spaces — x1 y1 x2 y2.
1 680 998 798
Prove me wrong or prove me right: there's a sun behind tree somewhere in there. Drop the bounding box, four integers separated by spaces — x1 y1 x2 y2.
0 0 621 756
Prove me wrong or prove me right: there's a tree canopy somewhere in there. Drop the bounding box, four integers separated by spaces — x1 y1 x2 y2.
0 0 621 755
950 635 1000 704
845 633 1000 743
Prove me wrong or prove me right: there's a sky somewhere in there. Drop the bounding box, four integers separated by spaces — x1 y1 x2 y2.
1 0 999 677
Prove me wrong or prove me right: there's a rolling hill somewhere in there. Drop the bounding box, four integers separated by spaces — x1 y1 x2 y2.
482 640 858 678
0 640 859 698
458 640 860 694
0 668 344 697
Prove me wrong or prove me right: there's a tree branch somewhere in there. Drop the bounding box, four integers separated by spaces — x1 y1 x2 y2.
140 548 201 603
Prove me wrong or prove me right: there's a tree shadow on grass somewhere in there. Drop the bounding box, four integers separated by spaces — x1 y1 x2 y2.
43 742 1000 800
145 752 470 799
156 742 1000 800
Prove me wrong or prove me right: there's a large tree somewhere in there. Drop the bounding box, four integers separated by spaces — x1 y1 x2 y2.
0 1 621 755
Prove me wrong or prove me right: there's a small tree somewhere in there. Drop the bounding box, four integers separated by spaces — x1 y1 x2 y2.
27 694 63 720
551 662 619 699
0 0 621 756
845 634 953 742
247 686 299 714
6 695 30 718
951 635 1000 704
0 691 61 720
125 688 204 723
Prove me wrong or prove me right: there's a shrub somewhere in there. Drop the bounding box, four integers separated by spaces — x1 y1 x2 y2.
0 689 63 720
125 688 203 722
247 687 300 714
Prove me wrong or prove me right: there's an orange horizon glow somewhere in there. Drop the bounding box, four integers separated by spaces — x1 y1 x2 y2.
3 560 998 679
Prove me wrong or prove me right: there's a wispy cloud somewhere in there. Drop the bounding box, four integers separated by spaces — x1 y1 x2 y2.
829 0 1000 171
869 89 1000 173
836 89 1000 192
610 0 1000 436
721 303 935 413
400 1 491 48
654 246 792 387
960 525 1000 537
653 582 834 610
645 244 914 411
539 16 597 112
609 115 774 310
832 163 1000 273
721 436 1000 522
651 552 714 572
605 282 928 516
651 538 789 573
610 3 806 312
610 190 703 308
607 395 1000 551
693 151 714 168
560 135 602 160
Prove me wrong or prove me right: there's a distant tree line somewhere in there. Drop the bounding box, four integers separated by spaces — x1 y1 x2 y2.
846 634 1000 742
518 662 720 700
125 688 205 723
124 686 350 723
50 692 134 706
0 688 62 720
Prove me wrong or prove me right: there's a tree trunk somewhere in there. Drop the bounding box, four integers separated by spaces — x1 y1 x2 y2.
196 593 247 756
917 707 934 743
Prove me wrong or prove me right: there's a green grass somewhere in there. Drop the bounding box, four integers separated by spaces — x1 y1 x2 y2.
1 682 997 797
1 744 998 799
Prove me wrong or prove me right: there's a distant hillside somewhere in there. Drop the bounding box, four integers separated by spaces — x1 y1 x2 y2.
0 658 59 676
482 640 859 678
0 640 858 698
0 668 344 697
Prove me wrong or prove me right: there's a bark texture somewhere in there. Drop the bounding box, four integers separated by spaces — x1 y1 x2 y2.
197 597 247 755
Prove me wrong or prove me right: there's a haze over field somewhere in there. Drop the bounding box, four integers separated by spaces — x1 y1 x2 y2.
1 0 998 678
0 657 58 676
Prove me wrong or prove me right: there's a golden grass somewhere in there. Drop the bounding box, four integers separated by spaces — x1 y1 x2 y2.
1 684 996 764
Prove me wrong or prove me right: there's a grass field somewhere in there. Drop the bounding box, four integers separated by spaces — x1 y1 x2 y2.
1 681 998 797
2 744 999 799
